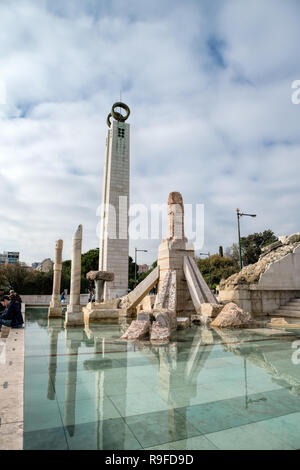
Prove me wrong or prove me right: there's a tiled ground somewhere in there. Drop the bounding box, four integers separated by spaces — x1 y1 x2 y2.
23 308 300 450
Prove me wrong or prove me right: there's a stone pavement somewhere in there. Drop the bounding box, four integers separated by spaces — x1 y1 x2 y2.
0 327 24 450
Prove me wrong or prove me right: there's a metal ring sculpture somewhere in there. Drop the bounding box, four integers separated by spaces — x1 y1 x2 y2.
106 102 130 128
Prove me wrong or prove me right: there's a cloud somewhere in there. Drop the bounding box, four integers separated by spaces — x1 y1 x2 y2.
0 0 300 267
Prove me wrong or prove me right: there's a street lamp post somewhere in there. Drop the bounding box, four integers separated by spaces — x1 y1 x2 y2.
134 248 148 285
236 209 257 271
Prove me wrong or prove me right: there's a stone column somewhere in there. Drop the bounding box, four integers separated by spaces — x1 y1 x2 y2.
48 239 63 318
95 280 105 303
64 225 84 327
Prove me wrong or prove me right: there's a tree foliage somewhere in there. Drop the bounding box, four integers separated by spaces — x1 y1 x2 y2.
225 230 278 267
197 254 239 290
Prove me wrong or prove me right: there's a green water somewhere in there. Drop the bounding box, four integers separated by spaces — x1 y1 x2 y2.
23 307 300 450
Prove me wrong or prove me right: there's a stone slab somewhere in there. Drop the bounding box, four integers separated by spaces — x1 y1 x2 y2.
83 307 121 322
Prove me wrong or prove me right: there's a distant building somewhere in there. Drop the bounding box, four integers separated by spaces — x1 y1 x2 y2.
0 251 20 266
138 264 150 274
31 262 40 269
36 258 54 273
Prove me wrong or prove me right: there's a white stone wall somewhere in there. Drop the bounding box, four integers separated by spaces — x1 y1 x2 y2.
21 294 89 305
258 245 300 289
99 120 129 299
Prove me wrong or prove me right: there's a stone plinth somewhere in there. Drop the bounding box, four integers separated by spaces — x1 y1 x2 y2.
157 239 195 316
150 322 170 342
83 304 121 322
200 303 223 318
120 320 150 341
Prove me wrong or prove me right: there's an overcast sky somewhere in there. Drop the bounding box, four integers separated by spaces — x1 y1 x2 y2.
1 0 300 266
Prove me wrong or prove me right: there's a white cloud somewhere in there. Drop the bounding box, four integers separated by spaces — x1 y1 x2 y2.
0 0 300 266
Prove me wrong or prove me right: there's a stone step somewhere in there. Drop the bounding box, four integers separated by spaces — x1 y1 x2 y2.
289 299 300 304
272 310 300 318
280 304 300 311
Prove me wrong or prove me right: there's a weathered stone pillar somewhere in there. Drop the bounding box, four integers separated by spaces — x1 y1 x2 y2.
65 225 84 327
48 239 63 318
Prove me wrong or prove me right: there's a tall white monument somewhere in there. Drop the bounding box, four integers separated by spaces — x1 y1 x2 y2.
99 102 130 300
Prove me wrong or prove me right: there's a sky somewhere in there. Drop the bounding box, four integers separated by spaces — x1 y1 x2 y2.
1 0 300 266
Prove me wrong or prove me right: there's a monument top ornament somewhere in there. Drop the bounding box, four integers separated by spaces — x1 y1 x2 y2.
106 102 130 128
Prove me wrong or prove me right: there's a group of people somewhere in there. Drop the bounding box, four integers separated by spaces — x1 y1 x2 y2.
0 290 24 330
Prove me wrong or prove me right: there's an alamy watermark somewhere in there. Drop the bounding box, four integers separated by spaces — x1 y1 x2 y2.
96 198 205 250
291 340 300 365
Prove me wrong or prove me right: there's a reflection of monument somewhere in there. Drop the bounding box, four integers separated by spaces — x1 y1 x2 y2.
64 331 81 437
99 102 131 300
47 319 64 399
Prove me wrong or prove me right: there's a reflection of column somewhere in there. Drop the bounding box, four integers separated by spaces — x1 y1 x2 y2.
64 338 80 437
48 240 63 318
65 225 84 327
47 321 60 399
94 338 104 450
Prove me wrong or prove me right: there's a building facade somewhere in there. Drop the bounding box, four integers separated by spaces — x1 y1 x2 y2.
0 251 20 266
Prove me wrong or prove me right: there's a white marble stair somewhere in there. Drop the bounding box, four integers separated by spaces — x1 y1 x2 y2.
271 297 300 318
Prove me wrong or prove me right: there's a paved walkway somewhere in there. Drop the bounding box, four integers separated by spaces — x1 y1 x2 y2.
0 327 24 450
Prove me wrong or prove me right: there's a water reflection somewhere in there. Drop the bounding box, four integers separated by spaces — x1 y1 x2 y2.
47 319 63 400
43 316 300 449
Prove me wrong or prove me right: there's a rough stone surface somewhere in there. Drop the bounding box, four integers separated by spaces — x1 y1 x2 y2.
150 321 170 342
155 311 177 330
137 311 155 323
211 302 253 329
86 271 114 282
120 320 150 340
219 238 300 289
200 303 223 318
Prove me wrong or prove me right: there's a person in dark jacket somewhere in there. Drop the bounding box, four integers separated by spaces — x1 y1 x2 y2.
0 295 23 329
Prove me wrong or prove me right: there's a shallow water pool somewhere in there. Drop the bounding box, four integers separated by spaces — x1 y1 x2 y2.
23 308 300 450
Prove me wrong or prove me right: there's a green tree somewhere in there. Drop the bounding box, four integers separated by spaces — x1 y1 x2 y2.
0 263 32 293
226 230 278 267
81 248 99 277
128 256 138 291
197 254 239 290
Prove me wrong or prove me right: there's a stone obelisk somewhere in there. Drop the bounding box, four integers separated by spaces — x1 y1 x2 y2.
65 225 84 327
48 239 63 318
99 102 130 300
157 192 195 315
